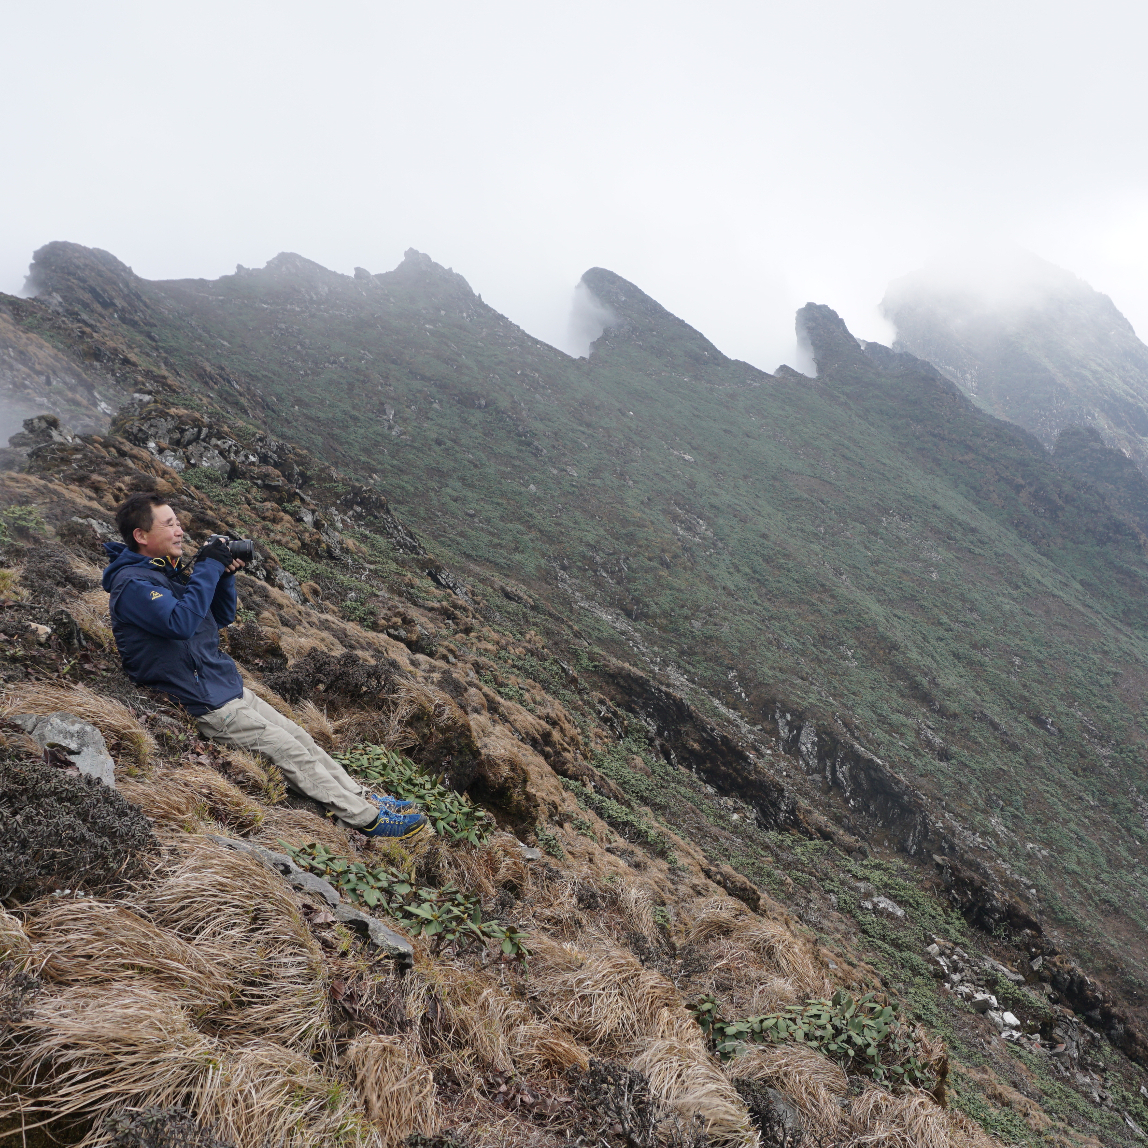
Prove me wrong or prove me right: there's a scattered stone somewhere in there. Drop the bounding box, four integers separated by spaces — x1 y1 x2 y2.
987 1010 1006 1030
926 943 941 957
1031 954 1044 971
1125 1113 1147 1139
28 624 51 644
12 711 116 787
1002 1011 1021 1028
519 846 543 862
206 834 413 967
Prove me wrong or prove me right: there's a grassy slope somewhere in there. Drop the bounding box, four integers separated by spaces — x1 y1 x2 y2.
11 246 1148 1004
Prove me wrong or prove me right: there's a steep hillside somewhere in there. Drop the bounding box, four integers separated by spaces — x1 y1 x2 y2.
881 254 1148 475
2 400 1147 1148
6 241 1148 1143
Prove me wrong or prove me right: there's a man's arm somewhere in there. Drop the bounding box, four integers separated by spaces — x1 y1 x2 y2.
210 569 238 627
115 561 226 640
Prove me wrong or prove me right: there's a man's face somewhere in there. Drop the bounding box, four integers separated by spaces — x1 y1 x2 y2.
133 503 184 560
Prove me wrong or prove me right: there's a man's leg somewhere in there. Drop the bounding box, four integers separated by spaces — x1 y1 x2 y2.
239 689 370 800
196 690 377 828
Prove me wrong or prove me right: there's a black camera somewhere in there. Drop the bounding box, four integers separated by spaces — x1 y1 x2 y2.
205 534 255 562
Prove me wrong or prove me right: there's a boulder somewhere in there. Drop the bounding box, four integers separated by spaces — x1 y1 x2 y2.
971 992 997 1013
873 894 906 918
12 711 116 787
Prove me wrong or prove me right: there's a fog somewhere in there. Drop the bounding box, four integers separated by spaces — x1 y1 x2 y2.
2 1 1147 371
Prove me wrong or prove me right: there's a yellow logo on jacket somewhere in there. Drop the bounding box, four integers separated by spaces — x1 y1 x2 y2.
150 590 164 600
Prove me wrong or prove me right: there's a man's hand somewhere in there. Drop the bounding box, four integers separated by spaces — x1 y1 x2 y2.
197 537 234 569
225 558 246 575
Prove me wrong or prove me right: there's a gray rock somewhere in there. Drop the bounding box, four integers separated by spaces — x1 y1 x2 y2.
1002 1010 1021 1028
13 711 116 787
206 835 340 906
206 834 412 967
1128 1113 1148 1139
983 957 1025 983
520 846 542 862
872 895 906 919
971 992 997 1013
332 904 413 966
987 1009 1006 1030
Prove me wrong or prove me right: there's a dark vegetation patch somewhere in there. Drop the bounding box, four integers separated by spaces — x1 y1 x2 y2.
264 648 397 706
104 1108 235 1148
0 746 158 903
18 542 97 601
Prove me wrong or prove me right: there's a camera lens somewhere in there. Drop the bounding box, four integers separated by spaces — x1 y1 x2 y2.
229 538 255 561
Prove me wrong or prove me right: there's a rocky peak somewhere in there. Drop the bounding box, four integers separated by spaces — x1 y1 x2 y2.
881 253 1148 473
795 303 871 378
579 268 729 370
24 241 156 328
377 248 478 311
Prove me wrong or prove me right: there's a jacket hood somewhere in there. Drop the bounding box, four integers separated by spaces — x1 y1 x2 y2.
101 540 157 590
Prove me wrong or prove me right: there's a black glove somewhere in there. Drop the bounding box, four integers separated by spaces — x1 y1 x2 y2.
197 536 233 570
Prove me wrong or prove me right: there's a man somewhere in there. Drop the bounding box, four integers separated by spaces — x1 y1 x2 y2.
102 491 425 839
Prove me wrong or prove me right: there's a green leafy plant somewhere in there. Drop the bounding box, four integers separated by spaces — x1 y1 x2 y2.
281 841 529 960
0 506 47 544
336 744 491 845
534 823 566 860
691 990 940 1089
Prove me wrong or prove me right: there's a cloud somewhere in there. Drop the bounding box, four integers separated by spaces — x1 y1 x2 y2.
566 280 616 358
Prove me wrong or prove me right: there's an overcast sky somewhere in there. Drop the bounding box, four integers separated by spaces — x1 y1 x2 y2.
3 1 1147 371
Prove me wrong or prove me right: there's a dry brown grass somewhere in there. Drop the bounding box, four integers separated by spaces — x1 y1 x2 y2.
116 776 205 832
68 588 114 650
119 764 263 834
430 833 532 906
335 694 420 753
631 1037 756 1147
726 1042 847 1139
683 898 750 944
526 937 680 1055
255 807 356 854
414 964 530 1079
729 917 833 999
0 568 24 604
347 1035 439 1146
0 681 156 766
170 763 266 833
0 982 381 1148
0 907 30 966
25 899 233 1010
298 700 339 750
848 1086 1001 1148
219 746 288 804
130 837 329 1052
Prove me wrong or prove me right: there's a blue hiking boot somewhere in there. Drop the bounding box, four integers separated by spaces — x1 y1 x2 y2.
365 790 418 813
358 809 428 840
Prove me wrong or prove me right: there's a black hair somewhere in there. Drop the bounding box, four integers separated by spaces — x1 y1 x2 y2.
114 491 170 551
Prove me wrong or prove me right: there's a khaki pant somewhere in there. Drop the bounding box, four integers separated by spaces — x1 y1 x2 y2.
197 688 377 828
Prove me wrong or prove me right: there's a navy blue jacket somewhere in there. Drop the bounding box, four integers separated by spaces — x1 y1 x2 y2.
102 541 243 715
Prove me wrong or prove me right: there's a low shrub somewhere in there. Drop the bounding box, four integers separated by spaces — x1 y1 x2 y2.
0 752 158 903
560 777 671 856
691 990 942 1090
265 649 395 706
